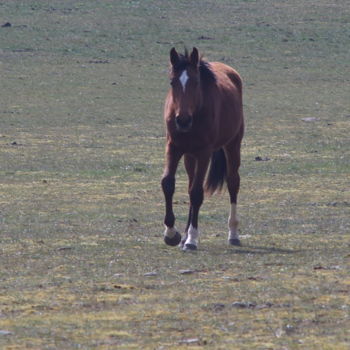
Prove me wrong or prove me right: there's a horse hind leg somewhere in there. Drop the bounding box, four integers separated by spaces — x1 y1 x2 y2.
224 136 242 246
228 203 240 246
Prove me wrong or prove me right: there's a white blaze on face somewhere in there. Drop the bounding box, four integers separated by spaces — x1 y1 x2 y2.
179 70 189 92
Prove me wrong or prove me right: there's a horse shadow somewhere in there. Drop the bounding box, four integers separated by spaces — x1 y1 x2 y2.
202 242 304 256
226 244 303 255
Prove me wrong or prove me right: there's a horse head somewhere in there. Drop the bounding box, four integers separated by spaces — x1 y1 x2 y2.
169 47 202 132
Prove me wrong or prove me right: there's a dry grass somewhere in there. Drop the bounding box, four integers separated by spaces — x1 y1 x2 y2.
0 0 349 349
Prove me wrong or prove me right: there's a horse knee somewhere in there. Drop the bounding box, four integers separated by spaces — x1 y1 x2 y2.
161 175 175 195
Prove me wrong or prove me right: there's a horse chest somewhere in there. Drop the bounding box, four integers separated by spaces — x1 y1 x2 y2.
169 131 214 154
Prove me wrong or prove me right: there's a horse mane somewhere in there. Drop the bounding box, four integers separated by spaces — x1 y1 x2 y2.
172 49 216 84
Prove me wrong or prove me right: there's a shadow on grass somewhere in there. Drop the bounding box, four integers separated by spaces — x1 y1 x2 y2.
226 245 304 255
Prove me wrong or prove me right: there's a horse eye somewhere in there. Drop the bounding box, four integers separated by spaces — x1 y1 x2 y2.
170 79 175 87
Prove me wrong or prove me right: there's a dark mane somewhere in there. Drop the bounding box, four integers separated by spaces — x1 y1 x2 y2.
199 60 217 84
172 49 216 84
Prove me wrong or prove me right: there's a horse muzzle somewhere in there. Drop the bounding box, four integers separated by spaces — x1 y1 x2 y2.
175 115 193 132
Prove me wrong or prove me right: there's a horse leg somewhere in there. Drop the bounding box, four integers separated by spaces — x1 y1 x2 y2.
224 132 243 246
183 152 210 251
161 144 183 246
181 154 196 247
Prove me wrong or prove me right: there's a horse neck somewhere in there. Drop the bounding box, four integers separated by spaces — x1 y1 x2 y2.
196 86 204 113
198 81 213 113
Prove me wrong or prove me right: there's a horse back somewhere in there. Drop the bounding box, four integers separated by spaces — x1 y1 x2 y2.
208 62 244 147
210 62 243 98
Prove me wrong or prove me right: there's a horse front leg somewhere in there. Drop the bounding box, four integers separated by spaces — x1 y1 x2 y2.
161 144 183 246
183 152 210 251
180 154 195 247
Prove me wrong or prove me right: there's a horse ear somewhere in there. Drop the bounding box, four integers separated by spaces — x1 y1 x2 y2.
190 47 199 68
170 47 180 67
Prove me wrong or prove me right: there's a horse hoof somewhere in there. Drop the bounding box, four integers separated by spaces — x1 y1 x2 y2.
164 231 182 246
183 243 197 251
229 238 241 246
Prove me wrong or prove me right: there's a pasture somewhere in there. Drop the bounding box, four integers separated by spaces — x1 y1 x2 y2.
0 0 349 349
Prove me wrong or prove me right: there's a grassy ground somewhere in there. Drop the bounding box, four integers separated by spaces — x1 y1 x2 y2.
0 0 349 349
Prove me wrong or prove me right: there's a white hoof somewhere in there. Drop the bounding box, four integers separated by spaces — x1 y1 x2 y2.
183 225 199 251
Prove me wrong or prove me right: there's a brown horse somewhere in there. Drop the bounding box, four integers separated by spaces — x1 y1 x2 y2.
161 47 244 251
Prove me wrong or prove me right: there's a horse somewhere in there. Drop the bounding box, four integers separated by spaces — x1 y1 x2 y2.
161 47 244 251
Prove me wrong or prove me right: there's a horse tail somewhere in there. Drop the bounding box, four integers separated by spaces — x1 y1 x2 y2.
205 148 227 196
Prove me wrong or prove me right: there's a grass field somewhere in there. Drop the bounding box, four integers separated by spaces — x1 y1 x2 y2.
0 0 349 349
